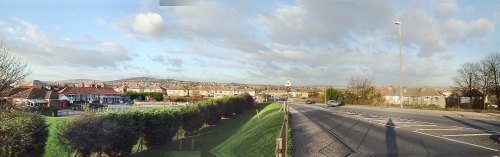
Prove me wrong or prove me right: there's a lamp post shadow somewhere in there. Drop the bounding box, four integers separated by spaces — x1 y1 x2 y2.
386 118 398 157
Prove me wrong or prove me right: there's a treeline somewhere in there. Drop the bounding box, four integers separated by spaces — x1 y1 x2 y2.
125 91 163 101
57 93 254 157
454 52 500 109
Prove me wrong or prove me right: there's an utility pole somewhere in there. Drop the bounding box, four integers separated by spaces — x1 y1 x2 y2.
395 21 403 109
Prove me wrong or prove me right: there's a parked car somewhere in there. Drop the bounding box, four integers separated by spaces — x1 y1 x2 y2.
326 100 344 107
305 99 315 104
89 103 107 109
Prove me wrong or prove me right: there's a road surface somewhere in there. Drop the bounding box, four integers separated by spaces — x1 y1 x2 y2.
290 103 500 157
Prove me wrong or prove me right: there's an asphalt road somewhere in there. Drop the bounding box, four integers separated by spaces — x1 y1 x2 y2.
290 103 500 157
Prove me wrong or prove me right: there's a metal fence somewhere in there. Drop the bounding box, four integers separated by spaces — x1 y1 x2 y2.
276 102 289 157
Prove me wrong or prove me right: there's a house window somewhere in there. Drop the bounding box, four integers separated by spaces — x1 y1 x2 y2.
68 94 75 101
424 97 430 102
76 94 80 101
412 97 418 102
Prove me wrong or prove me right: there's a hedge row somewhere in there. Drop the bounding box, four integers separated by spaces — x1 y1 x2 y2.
57 93 254 157
125 91 164 101
0 110 48 157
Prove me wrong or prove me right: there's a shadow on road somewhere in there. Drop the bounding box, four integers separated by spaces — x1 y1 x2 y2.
386 118 398 157
470 118 500 128
443 116 500 144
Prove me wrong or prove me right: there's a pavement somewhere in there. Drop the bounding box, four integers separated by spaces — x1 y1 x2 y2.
341 105 500 121
290 103 500 157
290 106 350 157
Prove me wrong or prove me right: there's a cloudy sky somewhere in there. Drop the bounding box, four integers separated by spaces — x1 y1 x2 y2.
0 0 499 86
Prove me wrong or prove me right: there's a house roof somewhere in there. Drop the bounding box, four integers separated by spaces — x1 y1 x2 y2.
462 89 484 97
10 88 56 99
128 84 144 89
145 84 166 90
58 87 121 95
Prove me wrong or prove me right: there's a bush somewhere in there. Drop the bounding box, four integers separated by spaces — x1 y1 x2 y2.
102 110 143 157
181 103 208 135
0 110 48 157
205 99 223 125
57 112 125 157
141 108 181 148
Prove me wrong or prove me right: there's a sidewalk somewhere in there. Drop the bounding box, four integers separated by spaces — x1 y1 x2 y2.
343 105 500 120
290 106 350 157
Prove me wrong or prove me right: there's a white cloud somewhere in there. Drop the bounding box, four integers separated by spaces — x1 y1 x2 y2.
4 27 16 34
102 0 497 86
6 20 132 68
431 0 458 19
95 18 106 25
132 12 166 38
21 21 50 44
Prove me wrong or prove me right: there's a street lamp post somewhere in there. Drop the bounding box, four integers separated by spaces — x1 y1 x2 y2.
322 67 327 104
395 21 403 109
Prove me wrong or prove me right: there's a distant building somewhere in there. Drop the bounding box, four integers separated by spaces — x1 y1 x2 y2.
58 87 124 104
128 84 145 93
166 86 189 97
17 80 51 90
144 84 167 95
379 86 446 108
5 86 59 108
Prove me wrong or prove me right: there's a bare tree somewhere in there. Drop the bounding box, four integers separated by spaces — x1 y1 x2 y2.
0 41 31 96
478 60 491 108
482 52 500 109
454 62 481 108
348 75 373 99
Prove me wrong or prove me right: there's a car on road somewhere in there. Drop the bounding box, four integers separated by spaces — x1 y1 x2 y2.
305 99 315 104
89 103 107 109
326 100 344 107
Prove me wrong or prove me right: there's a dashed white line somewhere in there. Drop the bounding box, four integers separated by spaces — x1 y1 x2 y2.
416 128 463 131
443 133 500 137
413 131 499 151
404 124 437 127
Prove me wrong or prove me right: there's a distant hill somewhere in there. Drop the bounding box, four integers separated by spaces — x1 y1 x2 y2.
46 79 98 85
112 77 177 83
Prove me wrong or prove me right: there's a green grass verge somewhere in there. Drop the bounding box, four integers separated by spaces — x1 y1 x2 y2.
133 103 288 157
210 103 284 157
44 117 70 157
132 150 200 157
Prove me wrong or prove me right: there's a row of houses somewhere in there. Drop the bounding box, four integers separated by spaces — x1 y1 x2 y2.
3 85 124 108
112 83 259 98
379 86 448 107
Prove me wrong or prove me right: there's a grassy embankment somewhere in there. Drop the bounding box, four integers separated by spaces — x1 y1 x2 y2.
134 102 290 157
43 102 291 157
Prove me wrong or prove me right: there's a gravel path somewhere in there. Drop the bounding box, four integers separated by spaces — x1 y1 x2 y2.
290 106 350 157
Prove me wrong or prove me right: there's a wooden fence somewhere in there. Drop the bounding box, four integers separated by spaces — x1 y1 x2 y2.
276 102 289 157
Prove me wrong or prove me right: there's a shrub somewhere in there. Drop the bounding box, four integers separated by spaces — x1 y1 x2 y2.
102 110 143 157
142 108 181 148
57 112 125 157
0 110 48 157
181 103 208 135
206 99 223 125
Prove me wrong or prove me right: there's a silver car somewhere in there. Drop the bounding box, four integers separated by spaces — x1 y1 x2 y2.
326 100 344 107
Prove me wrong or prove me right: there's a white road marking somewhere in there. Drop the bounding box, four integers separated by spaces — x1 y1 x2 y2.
449 126 500 134
416 128 463 131
404 124 437 127
443 133 500 137
413 131 499 152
